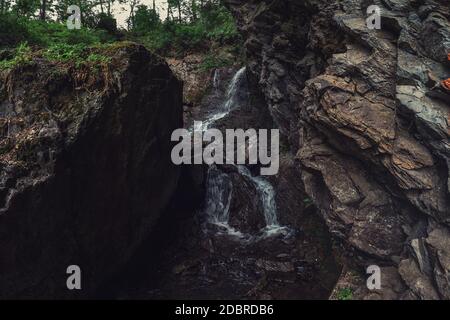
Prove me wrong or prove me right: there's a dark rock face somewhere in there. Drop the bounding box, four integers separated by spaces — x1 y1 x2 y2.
226 0 450 299
0 44 183 298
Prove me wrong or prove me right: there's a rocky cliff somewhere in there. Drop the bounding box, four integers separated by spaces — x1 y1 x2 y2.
0 44 183 298
225 0 450 299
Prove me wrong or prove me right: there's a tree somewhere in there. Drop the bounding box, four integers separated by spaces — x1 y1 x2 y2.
190 0 197 21
96 12 117 33
126 0 140 30
130 4 160 34
98 0 104 13
0 0 12 14
95 0 121 16
167 0 183 23
105 0 114 16
12 0 40 17
39 0 56 21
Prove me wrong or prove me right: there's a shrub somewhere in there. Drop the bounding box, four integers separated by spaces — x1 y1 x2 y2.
129 3 239 54
43 43 111 66
0 13 114 49
199 53 232 71
43 43 85 63
95 13 118 35
337 288 354 300
0 42 33 69
0 14 34 47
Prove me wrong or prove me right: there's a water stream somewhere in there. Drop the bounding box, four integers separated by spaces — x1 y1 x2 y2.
236 165 291 238
199 67 289 240
203 165 244 238
197 66 246 131
104 66 340 300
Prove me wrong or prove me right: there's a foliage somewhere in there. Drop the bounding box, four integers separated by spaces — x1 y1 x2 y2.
11 0 40 18
0 42 32 69
95 13 118 34
0 13 115 49
43 43 111 66
130 4 160 35
43 43 84 62
199 53 232 71
0 0 242 63
129 1 240 54
0 14 32 46
0 41 112 70
336 288 353 300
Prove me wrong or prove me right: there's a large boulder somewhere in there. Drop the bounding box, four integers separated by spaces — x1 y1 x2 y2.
225 0 450 299
0 43 183 298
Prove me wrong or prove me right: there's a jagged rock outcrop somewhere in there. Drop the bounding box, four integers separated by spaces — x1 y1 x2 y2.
226 0 449 299
0 44 183 298
167 54 211 111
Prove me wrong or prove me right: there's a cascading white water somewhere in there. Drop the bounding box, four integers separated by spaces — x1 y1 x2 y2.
200 67 246 131
224 67 246 112
204 164 288 239
236 166 278 227
203 165 244 238
236 166 289 237
204 165 233 224
201 67 288 239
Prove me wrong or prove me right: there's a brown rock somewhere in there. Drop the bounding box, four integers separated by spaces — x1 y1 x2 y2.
225 0 450 299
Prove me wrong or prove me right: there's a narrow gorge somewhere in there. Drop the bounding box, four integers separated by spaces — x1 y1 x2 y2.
113 0 450 300
102 65 340 300
0 0 448 301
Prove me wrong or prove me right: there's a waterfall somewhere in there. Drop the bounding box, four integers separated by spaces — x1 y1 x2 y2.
236 165 289 237
236 166 278 227
203 165 244 238
224 67 246 112
204 164 289 239
204 165 233 224
200 67 247 131
200 66 288 240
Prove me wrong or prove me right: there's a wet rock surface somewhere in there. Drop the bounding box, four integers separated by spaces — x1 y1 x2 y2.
105 176 340 300
225 0 450 299
0 44 183 298
103 66 340 300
